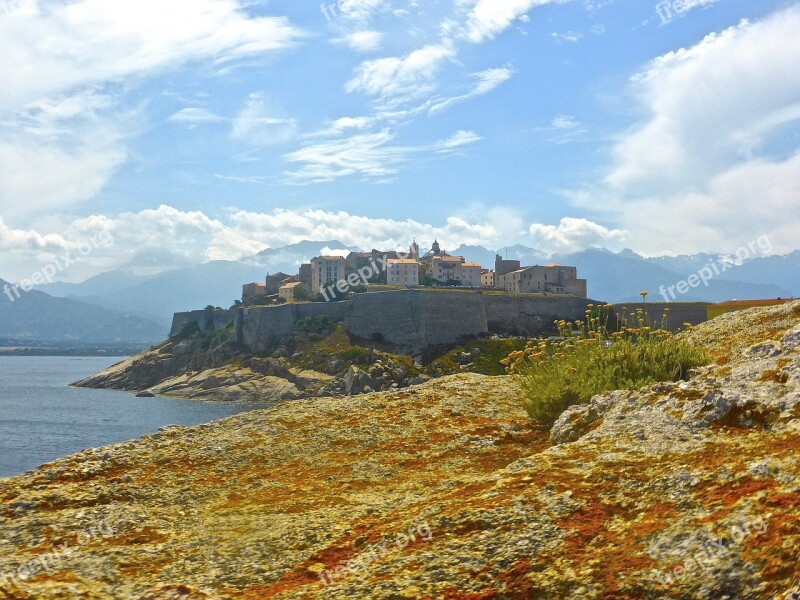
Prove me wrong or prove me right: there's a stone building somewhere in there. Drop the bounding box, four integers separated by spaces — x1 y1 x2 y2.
311 256 347 293
387 259 420 287
241 282 267 302
279 282 306 303
497 261 587 298
299 263 312 291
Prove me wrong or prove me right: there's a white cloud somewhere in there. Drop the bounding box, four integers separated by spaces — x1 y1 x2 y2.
585 6 800 254
0 91 130 219
460 0 568 44
335 30 384 52
283 129 481 183
0 0 302 112
0 0 303 216
336 0 387 24
529 217 630 254
346 43 456 104
429 67 514 114
606 9 800 195
551 30 583 43
0 205 641 281
168 107 224 124
537 114 586 144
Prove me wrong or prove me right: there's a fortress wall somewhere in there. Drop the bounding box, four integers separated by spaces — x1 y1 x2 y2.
484 294 595 336
171 293 708 357
240 302 349 354
343 290 488 351
169 308 235 337
417 291 488 347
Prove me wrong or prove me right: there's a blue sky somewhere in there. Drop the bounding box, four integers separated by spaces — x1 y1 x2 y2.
1 0 799 282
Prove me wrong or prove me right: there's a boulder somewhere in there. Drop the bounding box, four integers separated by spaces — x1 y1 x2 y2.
344 366 379 396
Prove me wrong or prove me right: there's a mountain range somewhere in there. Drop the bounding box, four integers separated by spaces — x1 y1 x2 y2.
0 278 166 345
3 242 794 345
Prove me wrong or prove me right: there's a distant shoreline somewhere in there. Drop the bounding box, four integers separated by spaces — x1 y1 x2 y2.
0 346 146 357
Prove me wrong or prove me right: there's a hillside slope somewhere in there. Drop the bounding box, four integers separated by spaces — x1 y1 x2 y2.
0 279 167 344
1 303 799 599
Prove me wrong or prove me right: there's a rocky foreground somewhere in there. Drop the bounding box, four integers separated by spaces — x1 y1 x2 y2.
2 302 800 599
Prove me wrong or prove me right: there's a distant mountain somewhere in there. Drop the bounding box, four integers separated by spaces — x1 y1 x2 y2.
38 267 159 298
555 249 792 303
33 242 799 319
38 242 365 320
450 245 497 267
452 245 548 268
251 240 362 266
0 278 166 343
71 261 271 320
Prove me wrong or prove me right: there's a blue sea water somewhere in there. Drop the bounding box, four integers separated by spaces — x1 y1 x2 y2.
0 356 270 478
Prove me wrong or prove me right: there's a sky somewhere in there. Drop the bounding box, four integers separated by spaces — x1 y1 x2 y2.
1 0 799 282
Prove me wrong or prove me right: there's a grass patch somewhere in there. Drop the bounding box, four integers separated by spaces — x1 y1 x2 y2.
505 304 711 429
429 338 531 376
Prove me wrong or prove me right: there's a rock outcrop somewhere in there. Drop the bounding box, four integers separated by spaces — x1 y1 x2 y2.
2 301 799 599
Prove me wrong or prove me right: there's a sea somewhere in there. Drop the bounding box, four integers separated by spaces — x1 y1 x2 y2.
0 356 270 479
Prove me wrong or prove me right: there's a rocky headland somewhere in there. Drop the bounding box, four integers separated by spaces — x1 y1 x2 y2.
1 301 799 598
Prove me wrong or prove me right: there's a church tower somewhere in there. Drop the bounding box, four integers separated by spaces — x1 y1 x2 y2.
431 239 441 255
410 239 420 259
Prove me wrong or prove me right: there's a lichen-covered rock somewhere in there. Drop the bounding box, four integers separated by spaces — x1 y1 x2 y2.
1 301 799 599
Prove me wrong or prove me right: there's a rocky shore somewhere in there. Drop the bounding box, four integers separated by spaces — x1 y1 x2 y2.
2 301 800 598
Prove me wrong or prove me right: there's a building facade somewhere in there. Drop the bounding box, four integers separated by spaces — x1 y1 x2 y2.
311 256 347 293
387 259 420 287
279 282 306 303
481 269 495 288
497 264 587 297
242 282 267 302
429 256 481 286
299 263 312 291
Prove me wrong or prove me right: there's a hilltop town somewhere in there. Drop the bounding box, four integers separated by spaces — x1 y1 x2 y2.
242 241 588 305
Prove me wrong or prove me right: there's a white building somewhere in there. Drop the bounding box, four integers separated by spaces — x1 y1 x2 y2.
387 259 419 287
311 256 347 293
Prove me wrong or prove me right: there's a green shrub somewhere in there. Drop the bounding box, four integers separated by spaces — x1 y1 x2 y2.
505 304 710 429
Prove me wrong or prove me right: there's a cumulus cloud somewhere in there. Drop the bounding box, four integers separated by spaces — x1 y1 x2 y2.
529 217 630 254
335 30 384 52
0 206 623 282
583 5 800 254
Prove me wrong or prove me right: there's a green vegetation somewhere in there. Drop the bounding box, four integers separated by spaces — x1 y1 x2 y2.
173 320 200 342
241 294 286 307
281 315 420 377
427 338 530 376
504 304 711 429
